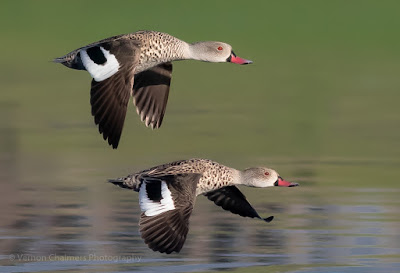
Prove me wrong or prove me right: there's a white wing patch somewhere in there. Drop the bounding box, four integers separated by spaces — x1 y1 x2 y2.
80 46 120 82
139 181 175 217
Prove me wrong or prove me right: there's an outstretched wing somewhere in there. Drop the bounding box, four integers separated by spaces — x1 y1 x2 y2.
204 186 274 223
139 206 192 254
133 62 173 129
83 38 140 149
138 173 201 254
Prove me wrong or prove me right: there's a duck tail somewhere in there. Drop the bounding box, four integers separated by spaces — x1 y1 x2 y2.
108 178 128 189
108 176 138 190
53 49 85 70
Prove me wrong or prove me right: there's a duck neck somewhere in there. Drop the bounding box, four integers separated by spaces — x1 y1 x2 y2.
230 168 244 186
185 42 211 62
231 169 260 187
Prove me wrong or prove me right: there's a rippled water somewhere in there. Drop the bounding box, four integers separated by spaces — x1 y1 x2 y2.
0 174 399 273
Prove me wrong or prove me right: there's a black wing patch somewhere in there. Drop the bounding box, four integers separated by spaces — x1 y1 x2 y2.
204 186 274 223
145 180 162 202
133 62 172 129
86 46 107 65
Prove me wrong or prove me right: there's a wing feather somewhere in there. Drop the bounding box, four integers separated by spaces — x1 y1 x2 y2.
204 186 274 223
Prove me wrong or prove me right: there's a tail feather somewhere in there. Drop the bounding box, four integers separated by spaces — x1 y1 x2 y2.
108 178 130 189
108 176 139 190
53 50 85 70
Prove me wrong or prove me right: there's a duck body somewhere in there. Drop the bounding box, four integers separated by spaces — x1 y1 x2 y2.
54 31 252 149
115 158 238 195
109 158 299 254
57 31 187 73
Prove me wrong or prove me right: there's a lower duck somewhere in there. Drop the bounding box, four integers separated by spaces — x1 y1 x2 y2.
109 158 299 254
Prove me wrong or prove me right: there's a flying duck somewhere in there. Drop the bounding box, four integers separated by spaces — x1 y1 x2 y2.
109 158 299 254
54 31 252 148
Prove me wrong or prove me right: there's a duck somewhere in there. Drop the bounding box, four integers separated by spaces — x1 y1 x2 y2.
54 31 252 149
108 158 299 254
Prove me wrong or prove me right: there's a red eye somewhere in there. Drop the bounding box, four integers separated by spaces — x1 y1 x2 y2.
217 46 223 51
265 172 270 176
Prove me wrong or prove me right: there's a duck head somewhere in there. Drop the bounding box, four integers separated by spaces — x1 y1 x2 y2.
189 41 252 64
241 167 299 188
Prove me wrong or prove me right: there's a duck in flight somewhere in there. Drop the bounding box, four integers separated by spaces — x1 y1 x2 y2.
54 31 252 149
109 158 299 254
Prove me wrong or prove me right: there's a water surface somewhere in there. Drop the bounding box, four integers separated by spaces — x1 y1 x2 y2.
0 164 399 272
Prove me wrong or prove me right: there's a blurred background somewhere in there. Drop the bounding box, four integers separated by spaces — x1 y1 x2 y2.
0 1 399 272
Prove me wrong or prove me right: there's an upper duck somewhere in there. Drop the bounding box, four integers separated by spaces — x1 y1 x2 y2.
54 31 252 149
109 158 299 254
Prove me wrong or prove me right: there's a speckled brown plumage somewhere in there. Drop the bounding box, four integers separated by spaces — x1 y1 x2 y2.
130 31 187 73
114 158 237 195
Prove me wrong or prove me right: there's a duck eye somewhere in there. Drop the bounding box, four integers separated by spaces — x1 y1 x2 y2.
217 46 223 51
265 172 270 176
